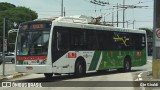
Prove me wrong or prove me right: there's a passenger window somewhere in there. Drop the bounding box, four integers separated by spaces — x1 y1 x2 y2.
57 31 69 50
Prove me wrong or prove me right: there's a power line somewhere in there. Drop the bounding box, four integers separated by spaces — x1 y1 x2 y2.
36 8 113 13
135 21 152 22
90 0 110 6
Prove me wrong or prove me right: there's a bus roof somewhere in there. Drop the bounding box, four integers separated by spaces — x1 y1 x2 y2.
25 17 146 34
51 17 146 34
34 17 88 24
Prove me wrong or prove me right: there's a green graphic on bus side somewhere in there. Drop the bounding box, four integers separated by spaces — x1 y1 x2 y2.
113 33 129 46
97 49 147 70
88 51 101 71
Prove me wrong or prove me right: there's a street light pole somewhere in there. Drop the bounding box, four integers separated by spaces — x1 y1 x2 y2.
133 20 135 29
117 3 119 27
3 18 6 76
112 8 114 26
61 0 63 17
123 0 125 28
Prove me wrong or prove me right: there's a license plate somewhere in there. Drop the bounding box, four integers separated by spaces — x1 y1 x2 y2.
31 60 37 63
26 67 33 70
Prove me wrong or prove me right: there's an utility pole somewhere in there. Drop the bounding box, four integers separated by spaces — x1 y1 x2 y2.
3 18 6 76
114 2 148 28
103 16 106 24
117 3 119 27
61 0 63 16
112 8 114 26
123 0 125 28
64 7 66 16
152 0 160 79
126 21 129 28
133 20 135 29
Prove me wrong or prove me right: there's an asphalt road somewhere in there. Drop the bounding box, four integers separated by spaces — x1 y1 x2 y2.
0 56 153 90
2 71 137 90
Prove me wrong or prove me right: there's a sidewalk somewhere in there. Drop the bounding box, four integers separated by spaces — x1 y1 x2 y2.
0 63 27 81
140 71 160 90
0 73 27 81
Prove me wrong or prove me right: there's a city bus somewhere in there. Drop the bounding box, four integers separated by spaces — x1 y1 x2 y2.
15 17 147 78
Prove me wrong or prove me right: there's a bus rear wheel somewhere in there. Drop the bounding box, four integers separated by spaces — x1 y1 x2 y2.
44 73 53 78
117 57 131 72
75 61 86 77
124 60 131 72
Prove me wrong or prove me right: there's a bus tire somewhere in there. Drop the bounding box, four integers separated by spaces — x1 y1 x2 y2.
11 59 15 64
75 60 86 77
123 58 131 72
44 73 53 78
117 57 131 72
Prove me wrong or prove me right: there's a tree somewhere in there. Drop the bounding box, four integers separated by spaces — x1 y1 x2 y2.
139 28 153 37
0 2 16 11
0 2 38 52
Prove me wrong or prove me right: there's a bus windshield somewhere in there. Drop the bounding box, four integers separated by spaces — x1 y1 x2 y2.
16 22 51 56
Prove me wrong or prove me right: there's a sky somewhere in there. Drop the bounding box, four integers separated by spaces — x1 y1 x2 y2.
0 0 153 29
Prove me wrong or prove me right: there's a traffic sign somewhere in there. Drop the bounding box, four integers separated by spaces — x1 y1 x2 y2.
156 28 160 38
155 28 160 47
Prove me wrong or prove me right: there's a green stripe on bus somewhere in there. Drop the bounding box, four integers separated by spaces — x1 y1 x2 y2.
88 51 101 71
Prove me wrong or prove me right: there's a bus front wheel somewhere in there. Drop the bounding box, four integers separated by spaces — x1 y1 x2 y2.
11 59 15 64
75 61 86 77
44 73 53 78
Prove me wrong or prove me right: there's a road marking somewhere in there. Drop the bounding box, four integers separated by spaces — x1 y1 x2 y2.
139 78 143 81
135 72 143 81
138 72 143 78
135 79 138 81
135 72 146 90
138 72 143 81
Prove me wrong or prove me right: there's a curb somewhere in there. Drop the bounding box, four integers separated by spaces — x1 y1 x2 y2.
138 72 145 90
135 71 150 90
0 73 28 81
136 71 160 90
